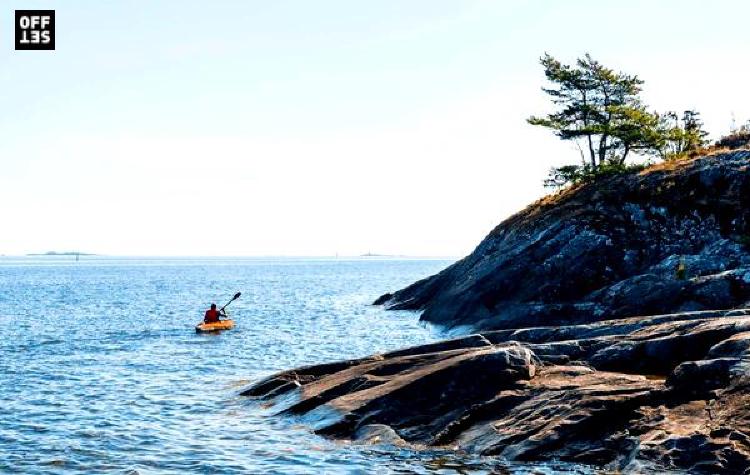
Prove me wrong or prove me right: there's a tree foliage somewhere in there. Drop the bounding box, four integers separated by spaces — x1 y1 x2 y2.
529 53 710 188
543 162 648 189
528 53 658 168
714 121 750 150
656 110 709 160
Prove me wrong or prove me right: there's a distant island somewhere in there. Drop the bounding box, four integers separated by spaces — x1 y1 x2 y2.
26 251 96 256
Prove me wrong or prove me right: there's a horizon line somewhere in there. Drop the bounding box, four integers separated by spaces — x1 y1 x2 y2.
1 253 459 260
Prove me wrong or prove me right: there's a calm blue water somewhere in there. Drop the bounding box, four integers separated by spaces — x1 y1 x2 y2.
0 257 592 474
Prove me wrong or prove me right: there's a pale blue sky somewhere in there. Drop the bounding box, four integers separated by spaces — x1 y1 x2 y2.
2 1 749 256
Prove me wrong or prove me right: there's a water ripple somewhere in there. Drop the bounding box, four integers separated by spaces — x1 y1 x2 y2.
0 257 591 474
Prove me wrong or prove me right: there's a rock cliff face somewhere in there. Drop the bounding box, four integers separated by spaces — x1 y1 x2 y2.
375 151 750 331
244 151 750 473
243 309 750 473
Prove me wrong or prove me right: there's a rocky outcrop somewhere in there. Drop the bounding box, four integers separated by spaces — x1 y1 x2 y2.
376 151 750 331
243 309 750 473
243 152 750 472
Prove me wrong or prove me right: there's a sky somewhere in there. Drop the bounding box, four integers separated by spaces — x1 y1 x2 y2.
2 0 749 257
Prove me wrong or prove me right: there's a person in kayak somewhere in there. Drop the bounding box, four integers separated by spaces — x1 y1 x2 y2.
204 303 226 324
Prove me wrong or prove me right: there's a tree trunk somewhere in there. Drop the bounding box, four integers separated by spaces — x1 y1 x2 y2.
598 134 609 165
620 146 630 164
597 81 613 168
587 135 596 168
575 141 586 165
579 89 597 168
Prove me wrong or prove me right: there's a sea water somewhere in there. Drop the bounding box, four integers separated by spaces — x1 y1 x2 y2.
0 257 593 474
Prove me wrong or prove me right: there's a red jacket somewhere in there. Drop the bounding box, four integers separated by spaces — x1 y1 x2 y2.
204 309 220 323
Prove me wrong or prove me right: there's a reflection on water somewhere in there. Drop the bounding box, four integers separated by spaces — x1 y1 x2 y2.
0 257 593 474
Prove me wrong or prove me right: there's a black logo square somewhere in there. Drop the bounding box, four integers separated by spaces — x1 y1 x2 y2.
15 10 55 50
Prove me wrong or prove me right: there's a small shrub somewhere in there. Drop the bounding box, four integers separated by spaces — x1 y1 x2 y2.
544 161 648 189
714 128 750 150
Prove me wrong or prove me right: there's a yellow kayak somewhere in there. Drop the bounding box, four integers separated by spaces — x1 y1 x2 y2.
195 319 235 333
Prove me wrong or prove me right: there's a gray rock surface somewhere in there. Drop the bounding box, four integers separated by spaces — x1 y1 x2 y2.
244 152 750 473
376 151 750 330
243 309 750 473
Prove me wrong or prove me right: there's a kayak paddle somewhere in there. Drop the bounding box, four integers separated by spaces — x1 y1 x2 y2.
220 292 242 312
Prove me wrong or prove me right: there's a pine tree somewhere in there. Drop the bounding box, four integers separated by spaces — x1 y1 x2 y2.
656 109 709 160
528 53 659 168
